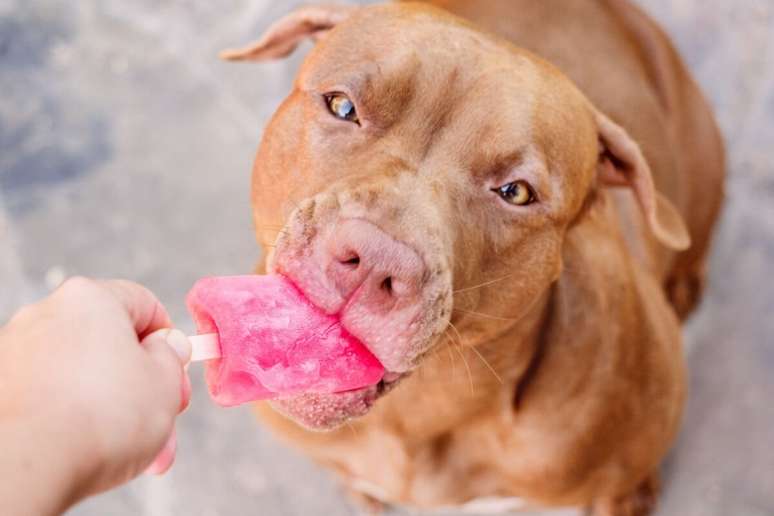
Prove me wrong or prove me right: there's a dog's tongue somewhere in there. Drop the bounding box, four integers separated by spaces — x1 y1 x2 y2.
186 275 385 407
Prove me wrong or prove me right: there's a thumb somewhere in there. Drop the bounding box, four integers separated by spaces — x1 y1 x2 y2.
143 328 192 365
141 329 192 418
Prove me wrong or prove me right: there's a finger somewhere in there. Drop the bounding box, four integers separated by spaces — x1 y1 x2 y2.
164 329 192 412
143 329 191 413
145 429 177 475
165 328 192 365
141 330 185 417
98 279 172 339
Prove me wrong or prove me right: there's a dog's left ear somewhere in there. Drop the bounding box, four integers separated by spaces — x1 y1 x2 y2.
220 4 358 62
595 111 691 251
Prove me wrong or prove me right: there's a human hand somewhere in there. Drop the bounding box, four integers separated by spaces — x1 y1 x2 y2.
0 277 191 515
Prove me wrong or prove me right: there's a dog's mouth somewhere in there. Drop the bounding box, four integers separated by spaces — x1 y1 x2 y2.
250 276 415 430
270 370 407 430
266 217 453 429
374 370 406 398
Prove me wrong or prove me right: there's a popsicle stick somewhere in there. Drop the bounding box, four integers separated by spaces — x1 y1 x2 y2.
189 333 221 362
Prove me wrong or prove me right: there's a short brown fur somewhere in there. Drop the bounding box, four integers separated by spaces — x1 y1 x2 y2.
223 1 725 514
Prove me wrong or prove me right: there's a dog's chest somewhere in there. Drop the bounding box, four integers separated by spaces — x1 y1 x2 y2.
341 422 533 511
351 477 527 513
447 497 529 513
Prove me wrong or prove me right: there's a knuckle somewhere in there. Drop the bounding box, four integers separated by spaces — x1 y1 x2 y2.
49 276 113 320
105 278 146 296
58 276 99 297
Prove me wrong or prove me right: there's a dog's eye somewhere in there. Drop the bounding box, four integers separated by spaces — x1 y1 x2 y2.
325 93 359 124
492 180 536 206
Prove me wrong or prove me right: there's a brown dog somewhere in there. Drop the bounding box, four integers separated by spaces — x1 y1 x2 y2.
221 1 725 514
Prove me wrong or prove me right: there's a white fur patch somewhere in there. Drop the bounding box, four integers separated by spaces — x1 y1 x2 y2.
352 480 581 515
350 478 390 503
405 496 528 515
456 496 528 513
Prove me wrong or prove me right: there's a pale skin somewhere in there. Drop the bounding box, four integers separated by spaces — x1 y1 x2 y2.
0 277 192 516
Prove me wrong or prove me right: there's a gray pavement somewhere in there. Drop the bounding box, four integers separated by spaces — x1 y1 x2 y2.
1 1 772 515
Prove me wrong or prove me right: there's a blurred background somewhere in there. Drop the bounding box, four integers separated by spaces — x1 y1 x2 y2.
1 1 772 515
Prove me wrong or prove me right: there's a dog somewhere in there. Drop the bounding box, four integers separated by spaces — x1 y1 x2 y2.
220 1 725 514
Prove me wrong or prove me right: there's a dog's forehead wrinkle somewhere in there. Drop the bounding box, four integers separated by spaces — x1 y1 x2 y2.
305 25 551 182
348 3 502 53
411 90 541 191
307 8 523 103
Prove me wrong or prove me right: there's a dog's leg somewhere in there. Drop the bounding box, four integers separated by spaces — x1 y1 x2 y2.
586 473 660 516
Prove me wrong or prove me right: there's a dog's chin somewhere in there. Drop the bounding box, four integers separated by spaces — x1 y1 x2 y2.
269 372 405 431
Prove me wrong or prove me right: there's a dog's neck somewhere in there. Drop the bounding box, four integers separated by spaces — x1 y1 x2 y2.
367 288 551 440
368 195 641 440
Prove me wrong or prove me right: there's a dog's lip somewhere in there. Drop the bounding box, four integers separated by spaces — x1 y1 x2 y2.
335 370 405 397
276 271 396 373
373 371 406 395
382 371 404 383
269 370 408 430
271 272 412 415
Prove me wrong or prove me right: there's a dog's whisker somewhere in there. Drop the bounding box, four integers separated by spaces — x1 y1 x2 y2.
256 227 291 239
448 321 502 386
453 341 475 396
452 307 519 322
558 263 598 279
446 323 475 396
259 231 290 241
345 421 359 437
449 322 503 385
453 274 514 294
416 356 429 381
466 343 504 385
443 330 470 390
445 338 457 377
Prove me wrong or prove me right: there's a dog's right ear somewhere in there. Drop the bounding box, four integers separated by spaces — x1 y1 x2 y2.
220 4 358 62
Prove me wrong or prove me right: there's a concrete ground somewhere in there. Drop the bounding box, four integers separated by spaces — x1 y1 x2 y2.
1 1 772 515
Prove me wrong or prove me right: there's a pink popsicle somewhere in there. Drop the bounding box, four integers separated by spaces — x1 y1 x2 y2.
186 275 385 407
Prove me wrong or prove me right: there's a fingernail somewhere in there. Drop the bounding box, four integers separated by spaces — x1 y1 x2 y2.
166 329 192 364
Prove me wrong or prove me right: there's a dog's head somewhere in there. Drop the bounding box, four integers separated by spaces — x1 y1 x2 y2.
224 3 689 429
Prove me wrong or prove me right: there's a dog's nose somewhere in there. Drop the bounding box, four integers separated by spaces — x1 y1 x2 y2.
326 219 426 307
